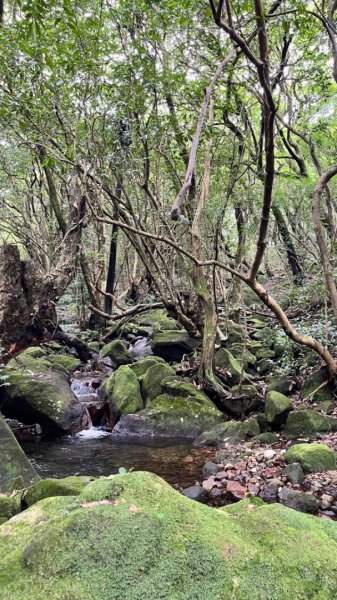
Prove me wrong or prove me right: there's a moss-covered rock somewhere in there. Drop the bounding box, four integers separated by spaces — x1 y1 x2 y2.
130 356 166 378
251 327 275 346
253 432 279 444
223 384 262 417
24 476 92 507
103 366 143 417
0 494 19 525
47 354 82 373
285 443 336 473
265 391 293 426
300 368 335 403
1 370 90 434
4 471 337 599
214 348 249 384
101 340 131 365
193 417 260 447
285 409 337 439
151 330 199 362
266 376 294 395
141 363 175 403
0 414 40 491
227 344 257 367
112 392 224 440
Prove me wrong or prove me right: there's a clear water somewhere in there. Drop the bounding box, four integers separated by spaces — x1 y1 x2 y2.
21 434 212 488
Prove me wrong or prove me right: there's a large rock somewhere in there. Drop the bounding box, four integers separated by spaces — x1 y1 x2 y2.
102 366 143 419
193 417 260 447
214 348 246 384
100 340 131 365
264 391 293 426
141 363 175 403
151 330 199 362
285 443 336 473
223 384 262 417
300 368 335 403
285 409 337 439
130 356 166 378
1 367 90 434
279 488 318 514
3 472 337 598
24 476 92 507
111 390 224 440
0 414 40 491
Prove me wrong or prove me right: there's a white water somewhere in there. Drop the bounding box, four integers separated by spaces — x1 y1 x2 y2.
75 427 110 440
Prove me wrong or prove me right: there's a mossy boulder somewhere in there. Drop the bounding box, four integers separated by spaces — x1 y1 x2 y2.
265 391 293 426
141 363 175 403
4 471 337 599
151 330 199 362
1 370 90 434
0 494 19 525
253 432 279 444
223 384 262 417
251 327 275 346
18 347 47 359
112 392 224 440
285 409 337 439
193 417 260 447
266 376 293 395
24 476 92 507
103 366 143 418
214 348 249 384
285 443 336 473
227 344 257 367
301 368 335 403
101 340 131 365
130 356 166 378
47 354 82 373
0 414 40 491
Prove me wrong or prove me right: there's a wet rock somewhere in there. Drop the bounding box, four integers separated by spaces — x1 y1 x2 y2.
181 484 207 501
202 462 220 478
265 391 293 426
285 443 336 474
279 488 318 514
282 463 304 485
1 369 90 434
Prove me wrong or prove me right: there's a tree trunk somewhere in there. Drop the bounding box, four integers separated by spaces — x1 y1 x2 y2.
272 205 304 284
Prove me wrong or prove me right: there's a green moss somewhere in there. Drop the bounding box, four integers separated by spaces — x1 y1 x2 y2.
285 409 337 439
101 340 131 364
301 368 335 402
109 366 143 416
0 415 40 491
47 355 82 373
3 472 337 599
266 376 293 395
0 494 20 524
130 356 166 378
194 417 260 447
265 391 293 425
253 432 279 444
285 443 336 473
141 363 175 403
25 476 92 507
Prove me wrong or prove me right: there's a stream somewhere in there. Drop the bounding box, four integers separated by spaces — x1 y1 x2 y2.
21 434 211 488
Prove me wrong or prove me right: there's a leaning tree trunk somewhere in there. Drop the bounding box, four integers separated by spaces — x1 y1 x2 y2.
0 169 89 358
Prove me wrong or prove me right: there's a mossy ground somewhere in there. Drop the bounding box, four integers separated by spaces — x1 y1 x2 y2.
2 471 337 599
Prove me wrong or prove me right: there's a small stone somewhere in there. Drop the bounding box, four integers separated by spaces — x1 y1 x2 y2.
202 461 221 478
264 449 277 460
181 485 207 501
224 463 234 470
282 463 304 485
226 481 247 500
267 478 284 492
320 494 334 510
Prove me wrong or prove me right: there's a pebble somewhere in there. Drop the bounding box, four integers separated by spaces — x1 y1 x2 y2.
264 449 276 460
320 494 334 510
